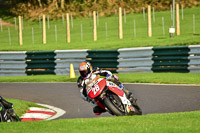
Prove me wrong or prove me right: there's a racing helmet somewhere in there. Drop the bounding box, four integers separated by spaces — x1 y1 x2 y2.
79 61 92 78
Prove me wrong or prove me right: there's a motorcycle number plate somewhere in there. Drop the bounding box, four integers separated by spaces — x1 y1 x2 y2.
92 85 100 95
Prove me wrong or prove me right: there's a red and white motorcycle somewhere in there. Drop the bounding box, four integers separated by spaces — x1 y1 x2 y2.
86 74 142 116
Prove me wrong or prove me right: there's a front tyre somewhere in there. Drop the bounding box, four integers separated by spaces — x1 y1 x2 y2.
103 95 125 116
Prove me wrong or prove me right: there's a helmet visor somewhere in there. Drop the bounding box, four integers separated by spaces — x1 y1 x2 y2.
80 70 88 77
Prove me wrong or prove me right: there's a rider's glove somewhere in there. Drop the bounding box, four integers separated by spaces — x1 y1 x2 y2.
86 97 91 102
86 97 96 104
106 74 112 80
119 83 124 89
94 67 100 71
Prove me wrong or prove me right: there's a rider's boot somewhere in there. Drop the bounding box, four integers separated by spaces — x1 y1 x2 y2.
127 92 137 106
0 96 13 109
118 84 138 106
93 106 106 115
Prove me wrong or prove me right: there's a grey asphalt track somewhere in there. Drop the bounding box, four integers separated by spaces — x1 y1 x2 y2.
0 83 200 119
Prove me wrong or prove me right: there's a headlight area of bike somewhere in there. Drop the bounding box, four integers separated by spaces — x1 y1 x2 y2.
95 86 108 100
95 86 125 113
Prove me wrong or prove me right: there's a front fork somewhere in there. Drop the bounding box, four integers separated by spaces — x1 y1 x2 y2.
118 94 133 114
96 88 134 115
95 90 107 111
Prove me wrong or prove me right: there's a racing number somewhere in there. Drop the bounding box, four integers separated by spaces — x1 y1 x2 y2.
92 85 100 95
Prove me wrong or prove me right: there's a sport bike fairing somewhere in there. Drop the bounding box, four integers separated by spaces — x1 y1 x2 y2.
87 78 106 99
86 74 105 99
85 73 131 107
106 81 131 106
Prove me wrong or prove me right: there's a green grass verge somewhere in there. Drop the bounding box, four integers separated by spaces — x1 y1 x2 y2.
0 75 77 82
0 73 200 85
0 7 200 51
0 111 199 133
118 73 200 85
5 99 44 117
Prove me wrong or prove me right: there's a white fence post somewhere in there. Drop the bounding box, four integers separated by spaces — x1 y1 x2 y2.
39 16 41 28
32 27 34 44
14 17 17 30
8 28 11 45
71 14 73 29
181 4 184 20
48 15 50 29
162 17 165 35
143 7 145 21
152 7 155 22
55 25 57 43
134 19 136 38
124 8 126 23
0 18 2 32
81 24 83 41
105 22 107 40
193 14 195 34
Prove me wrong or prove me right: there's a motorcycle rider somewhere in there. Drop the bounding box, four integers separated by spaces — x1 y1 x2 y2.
0 96 14 122
77 61 136 115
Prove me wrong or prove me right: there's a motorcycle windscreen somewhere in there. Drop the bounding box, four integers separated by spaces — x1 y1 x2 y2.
87 78 107 99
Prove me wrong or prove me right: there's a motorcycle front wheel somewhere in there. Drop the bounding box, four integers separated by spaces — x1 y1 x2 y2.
103 93 125 116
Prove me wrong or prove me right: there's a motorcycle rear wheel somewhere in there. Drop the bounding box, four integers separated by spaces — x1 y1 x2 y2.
9 115 21 122
132 104 142 115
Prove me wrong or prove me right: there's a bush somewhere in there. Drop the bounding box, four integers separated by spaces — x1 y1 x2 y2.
3 0 200 20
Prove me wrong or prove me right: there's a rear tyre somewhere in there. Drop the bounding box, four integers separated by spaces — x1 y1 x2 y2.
131 104 142 115
130 99 142 115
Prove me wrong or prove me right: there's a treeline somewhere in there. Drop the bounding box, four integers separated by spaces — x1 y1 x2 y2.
6 0 200 20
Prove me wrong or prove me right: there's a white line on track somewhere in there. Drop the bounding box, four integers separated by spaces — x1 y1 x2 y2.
124 83 200 87
2 82 200 87
37 103 66 120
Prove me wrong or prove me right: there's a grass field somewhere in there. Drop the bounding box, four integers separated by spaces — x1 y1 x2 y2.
0 110 199 133
0 7 200 51
0 73 200 85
